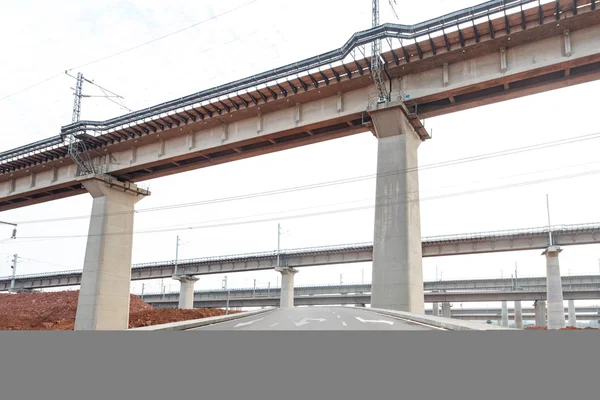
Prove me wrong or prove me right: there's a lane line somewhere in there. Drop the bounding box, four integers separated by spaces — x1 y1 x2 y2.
269 323 279 327
341 321 347 327
337 315 341 318
369 311 448 331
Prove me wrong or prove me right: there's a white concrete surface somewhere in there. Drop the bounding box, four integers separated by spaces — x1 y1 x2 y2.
514 300 523 329
74 177 146 330
544 246 566 330
441 302 451 319
174 275 199 309
276 267 297 308
534 300 547 327
370 106 424 313
501 301 509 327
568 300 577 327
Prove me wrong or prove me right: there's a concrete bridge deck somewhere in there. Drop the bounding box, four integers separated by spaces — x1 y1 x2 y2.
2 222 600 291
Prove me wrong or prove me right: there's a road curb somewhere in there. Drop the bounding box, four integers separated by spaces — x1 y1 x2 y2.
365 307 518 331
127 307 278 331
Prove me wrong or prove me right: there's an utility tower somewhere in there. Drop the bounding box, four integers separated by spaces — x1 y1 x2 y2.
371 0 389 103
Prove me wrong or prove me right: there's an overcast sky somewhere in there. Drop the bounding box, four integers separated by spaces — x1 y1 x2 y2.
1 0 599 312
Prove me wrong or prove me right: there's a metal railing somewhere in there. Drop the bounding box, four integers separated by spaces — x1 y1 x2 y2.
1 0 561 165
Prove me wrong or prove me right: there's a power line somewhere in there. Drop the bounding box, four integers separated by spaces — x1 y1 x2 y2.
11 166 600 242
0 0 262 104
65 0 261 72
13 129 600 226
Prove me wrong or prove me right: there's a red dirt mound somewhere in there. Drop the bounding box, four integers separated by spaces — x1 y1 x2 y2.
0 290 231 330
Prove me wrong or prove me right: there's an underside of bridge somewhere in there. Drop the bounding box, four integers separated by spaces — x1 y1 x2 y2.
1 0 600 329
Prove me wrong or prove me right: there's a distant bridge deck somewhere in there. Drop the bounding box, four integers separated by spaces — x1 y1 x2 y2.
2 222 600 291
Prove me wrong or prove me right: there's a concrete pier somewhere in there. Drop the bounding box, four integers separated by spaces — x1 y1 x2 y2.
370 107 425 313
441 302 451 318
432 302 439 317
543 246 565 330
501 301 509 327
276 267 298 308
74 177 147 330
534 300 547 327
173 275 199 309
514 300 523 329
568 300 576 327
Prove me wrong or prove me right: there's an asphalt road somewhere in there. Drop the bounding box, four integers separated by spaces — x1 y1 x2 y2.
192 307 441 330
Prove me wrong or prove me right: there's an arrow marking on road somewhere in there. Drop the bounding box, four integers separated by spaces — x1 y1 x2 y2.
355 317 394 326
294 318 326 327
234 318 264 328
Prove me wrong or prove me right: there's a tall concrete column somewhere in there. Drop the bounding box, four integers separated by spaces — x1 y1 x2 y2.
534 300 547 327
75 177 148 330
432 302 439 317
567 300 577 327
514 300 523 329
501 301 509 327
441 302 451 318
276 267 297 308
370 107 425 313
174 275 199 309
543 246 565 330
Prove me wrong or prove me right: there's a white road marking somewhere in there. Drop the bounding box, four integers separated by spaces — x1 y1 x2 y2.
370 311 448 331
294 318 326 327
355 316 394 326
341 321 347 327
337 315 341 318
269 323 279 327
233 318 264 328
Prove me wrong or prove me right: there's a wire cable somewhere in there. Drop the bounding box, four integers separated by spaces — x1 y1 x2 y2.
12 129 600 225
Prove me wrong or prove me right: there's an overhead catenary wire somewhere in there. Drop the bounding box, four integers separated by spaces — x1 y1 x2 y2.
12 129 600 226
11 166 600 242
0 0 262 103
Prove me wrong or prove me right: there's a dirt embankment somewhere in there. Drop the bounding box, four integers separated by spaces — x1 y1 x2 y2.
0 290 232 330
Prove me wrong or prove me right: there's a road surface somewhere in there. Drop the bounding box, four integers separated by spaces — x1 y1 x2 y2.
192 307 442 330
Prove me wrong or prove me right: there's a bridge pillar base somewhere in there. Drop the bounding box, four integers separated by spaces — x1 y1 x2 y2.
534 300 547 327
276 267 297 308
568 300 576 327
173 275 199 309
432 302 439 317
369 107 425 313
441 302 451 318
543 246 565 330
501 301 509 327
514 300 523 329
74 177 148 330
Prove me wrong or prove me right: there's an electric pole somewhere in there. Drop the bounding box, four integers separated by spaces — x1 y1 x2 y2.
371 0 389 102
173 235 182 276
277 223 282 267
10 254 18 292
0 220 17 240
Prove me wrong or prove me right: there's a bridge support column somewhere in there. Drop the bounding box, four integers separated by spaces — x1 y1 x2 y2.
543 246 565 330
74 177 148 330
173 275 199 309
432 302 439 317
514 301 523 329
501 301 509 327
534 300 547 327
568 300 576 327
276 267 297 308
370 107 425 313
441 302 451 318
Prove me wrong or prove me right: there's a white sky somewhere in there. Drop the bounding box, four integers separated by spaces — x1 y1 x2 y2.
1 0 599 313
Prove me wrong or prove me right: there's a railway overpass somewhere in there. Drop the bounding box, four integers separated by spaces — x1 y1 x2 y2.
2 0 600 329
143 286 600 307
2 222 600 292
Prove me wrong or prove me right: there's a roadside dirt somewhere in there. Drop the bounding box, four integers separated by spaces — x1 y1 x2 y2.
0 290 232 330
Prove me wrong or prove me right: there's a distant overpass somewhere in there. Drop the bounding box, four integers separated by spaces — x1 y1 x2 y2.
2 222 600 291
144 286 600 308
